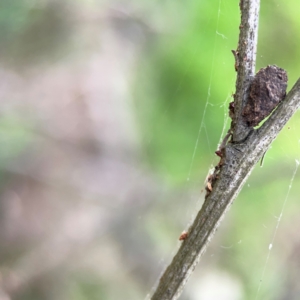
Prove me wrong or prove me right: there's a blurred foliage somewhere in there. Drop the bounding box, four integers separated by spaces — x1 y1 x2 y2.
1 0 300 300
0 0 73 66
0 116 33 165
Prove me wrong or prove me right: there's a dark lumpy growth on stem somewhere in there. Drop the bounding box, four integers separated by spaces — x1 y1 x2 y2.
242 65 288 127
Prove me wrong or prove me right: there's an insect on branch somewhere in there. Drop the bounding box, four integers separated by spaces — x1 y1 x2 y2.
150 1 300 299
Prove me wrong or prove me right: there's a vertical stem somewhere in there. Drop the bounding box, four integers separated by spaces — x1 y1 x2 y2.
150 1 261 299
232 0 260 141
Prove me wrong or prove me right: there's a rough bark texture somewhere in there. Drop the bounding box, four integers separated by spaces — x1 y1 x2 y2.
150 0 300 299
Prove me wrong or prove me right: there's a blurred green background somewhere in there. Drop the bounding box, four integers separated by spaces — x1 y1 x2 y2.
0 0 300 300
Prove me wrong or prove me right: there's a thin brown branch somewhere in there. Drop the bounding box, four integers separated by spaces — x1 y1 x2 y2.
150 80 300 300
150 1 300 299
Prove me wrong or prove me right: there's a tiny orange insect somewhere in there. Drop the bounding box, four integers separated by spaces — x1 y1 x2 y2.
179 231 188 241
206 181 212 192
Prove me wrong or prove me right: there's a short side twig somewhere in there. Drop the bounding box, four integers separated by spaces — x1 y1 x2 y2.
232 0 260 142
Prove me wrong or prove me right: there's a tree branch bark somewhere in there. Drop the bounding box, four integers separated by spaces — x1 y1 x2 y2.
150 1 300 299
